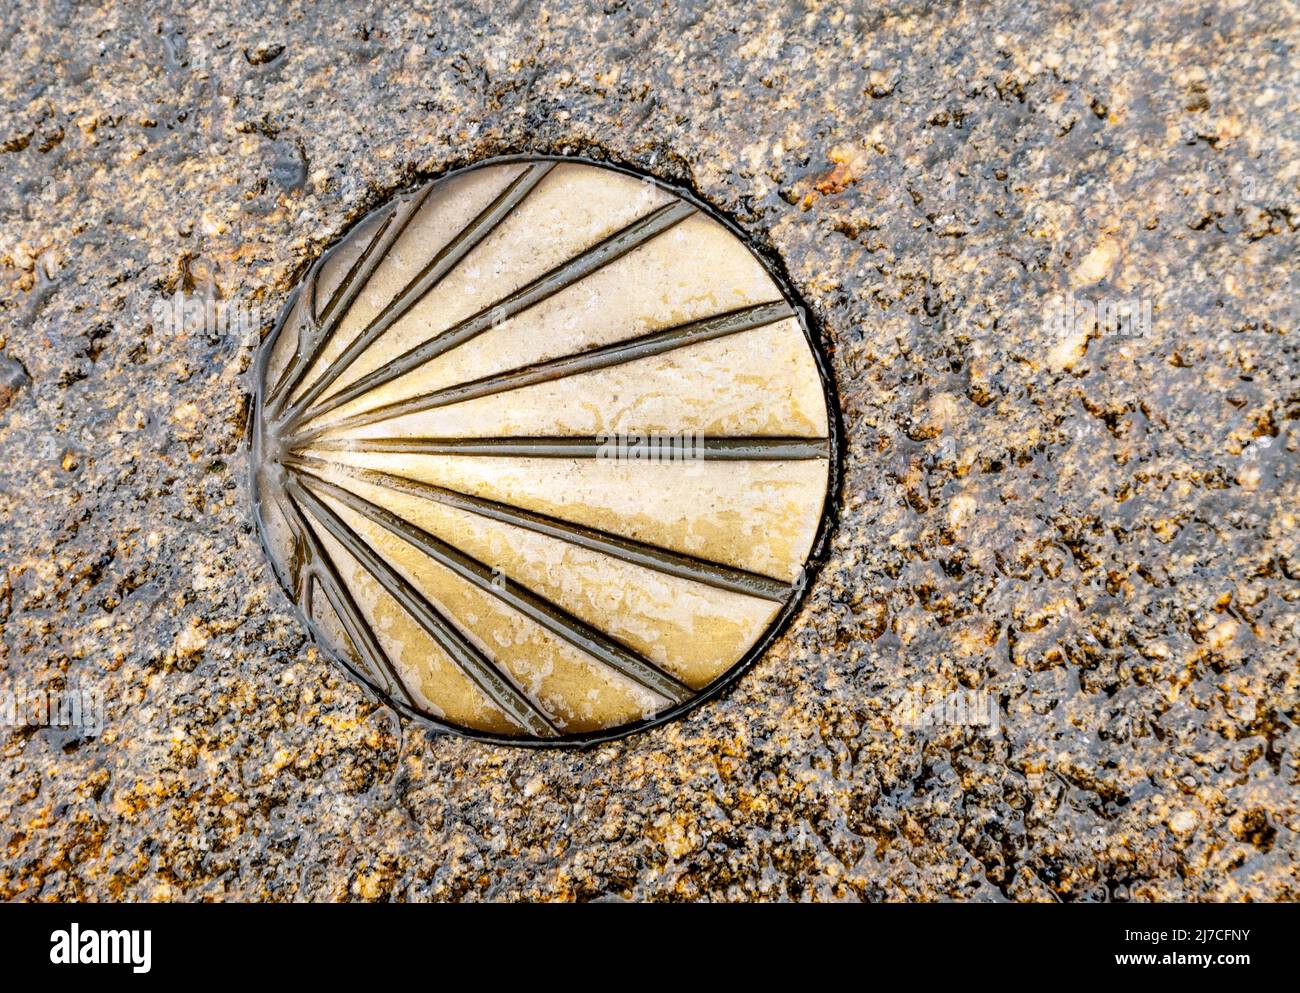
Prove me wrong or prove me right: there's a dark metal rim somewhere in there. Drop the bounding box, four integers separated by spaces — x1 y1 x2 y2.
248 151 844 750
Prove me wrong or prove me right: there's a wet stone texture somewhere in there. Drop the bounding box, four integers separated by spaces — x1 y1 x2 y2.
0 0 1296 901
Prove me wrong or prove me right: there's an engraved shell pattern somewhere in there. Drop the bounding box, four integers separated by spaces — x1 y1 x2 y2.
252 157 836 744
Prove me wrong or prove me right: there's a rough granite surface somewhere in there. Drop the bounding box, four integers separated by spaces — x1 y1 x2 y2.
0 0 1297 901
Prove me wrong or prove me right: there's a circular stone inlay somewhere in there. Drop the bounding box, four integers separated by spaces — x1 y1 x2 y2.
251 156 837 745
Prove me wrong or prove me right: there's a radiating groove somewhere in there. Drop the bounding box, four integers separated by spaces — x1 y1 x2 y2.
293 468 695 705
266 219 383 411
288 199 698 431
272 194 417 408
287 478 560 738
283 453 795 602
263 281 312 406
280 162 556 425
317 206 397 326
269 184 433 415
271 489 315 603
302 435 830 460
288 299 793 445
273 490 417 709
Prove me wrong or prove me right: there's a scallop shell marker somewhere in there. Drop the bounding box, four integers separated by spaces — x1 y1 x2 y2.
252 157 835 744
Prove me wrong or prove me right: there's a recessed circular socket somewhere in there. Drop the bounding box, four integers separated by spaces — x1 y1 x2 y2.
252 155 838 746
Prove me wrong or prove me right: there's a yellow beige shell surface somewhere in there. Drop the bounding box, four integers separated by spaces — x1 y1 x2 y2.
253 157 835 743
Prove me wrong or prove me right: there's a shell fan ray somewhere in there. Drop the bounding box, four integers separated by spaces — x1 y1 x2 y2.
252 156 837 745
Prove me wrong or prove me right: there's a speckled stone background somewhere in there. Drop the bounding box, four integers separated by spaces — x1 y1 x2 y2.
1 0 1296 901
